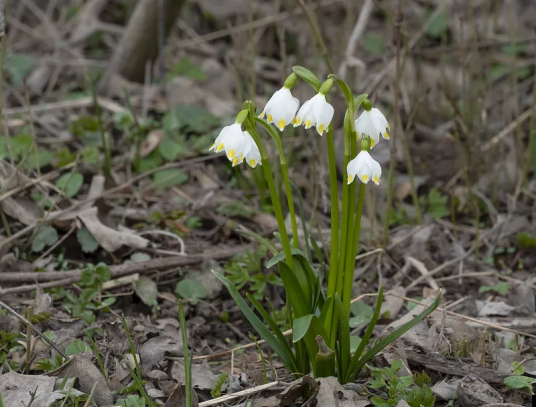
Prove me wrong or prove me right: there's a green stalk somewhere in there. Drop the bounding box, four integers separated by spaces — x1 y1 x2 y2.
178 300 192 407
325 125 340 298
342 183 365 314
342 132 357 302
245 119 294 270
255 118 299 249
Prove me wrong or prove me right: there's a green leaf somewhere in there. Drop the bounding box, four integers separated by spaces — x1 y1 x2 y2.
292 66 321 92
293 315 315 342
517 232 536 249
65 339 91 356
133 276 158 306
426 11 448 38
363 34 385 55
511 361 525 376
479 282 510 294
350 292 442 379
168 105 220 133
31 226 58 252
504 375 534 393
158 135 185 161
175 279 207 303
334 294 351 378
214 271 298 372
4 54 37 86
152 168 189 190
56 172 84 198
77 228 99 253
350 336 362 353
136 150 163 172
350 301 374 328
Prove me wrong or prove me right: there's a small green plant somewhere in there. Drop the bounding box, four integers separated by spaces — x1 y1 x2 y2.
116 395 147 407
479 282 511 294
504 362 535 394
211 372 229 399
224 247 282 300
54 263 115 324
368 360 435 407
0 330 24 370
419 188 450 219
212 67 440 383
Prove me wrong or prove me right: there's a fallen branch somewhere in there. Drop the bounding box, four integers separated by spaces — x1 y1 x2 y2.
0 247 244 295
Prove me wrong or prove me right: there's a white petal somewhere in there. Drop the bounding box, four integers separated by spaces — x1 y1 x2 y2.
295 99 314 128
222 124 248 163
244 132 262 168
312 96 334 135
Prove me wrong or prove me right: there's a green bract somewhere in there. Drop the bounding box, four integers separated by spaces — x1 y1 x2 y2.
213 67 440 383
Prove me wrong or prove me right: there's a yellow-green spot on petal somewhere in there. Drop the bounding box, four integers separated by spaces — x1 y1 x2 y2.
250 159 256 167
348 175 354 184
278 119 285 130
240 153 244 160
305 119 311 128
387 122 391 131
216 143 224 152
374 175 380 184
267 114 273 123
232 157 240 166
259 111 265 118
370 138 375 148
318 124 324 134
384 132 390 139
362 175 368 182
292 117 297 124
228 149 235 159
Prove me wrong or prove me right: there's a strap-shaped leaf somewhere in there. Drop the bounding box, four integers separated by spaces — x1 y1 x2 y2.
334 294 350 379
292 66 321 92
347 291 441 382
346 286 384 381
247 294 298 372
237 229 277 255
266 247 307 269
213 271 296 370
278 262 309 317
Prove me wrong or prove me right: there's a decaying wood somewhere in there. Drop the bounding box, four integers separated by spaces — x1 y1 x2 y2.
406 351 508 385
99 0 184 88
0 247 245 295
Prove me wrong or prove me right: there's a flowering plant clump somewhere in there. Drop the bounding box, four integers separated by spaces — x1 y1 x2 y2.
211 67 440 383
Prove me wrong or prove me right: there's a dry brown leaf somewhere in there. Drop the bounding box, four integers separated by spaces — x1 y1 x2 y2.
78 207 148 252
0 371 56 407
47 354 113 406
164 384 199 407
2 196 41 226
140 129 164 158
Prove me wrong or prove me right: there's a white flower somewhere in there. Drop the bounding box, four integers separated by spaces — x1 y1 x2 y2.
259 87 300 131
243 131 262 168
355 108 390 148
209 123 250 166
294 93 334 136
347 151 382 185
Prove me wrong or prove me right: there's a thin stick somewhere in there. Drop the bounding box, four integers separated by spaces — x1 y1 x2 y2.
0 299 68 358
199 382 280 407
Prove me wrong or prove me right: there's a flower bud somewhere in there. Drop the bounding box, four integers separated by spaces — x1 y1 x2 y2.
235 109 249 125
360 137 371 151
319 78 334 95
362 99 372 111
283 72 298 89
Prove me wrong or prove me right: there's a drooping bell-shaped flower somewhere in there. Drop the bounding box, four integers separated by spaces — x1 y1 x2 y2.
294 78 334 136
243 131 262 168
294 94 334 136
209 123 250 166
347 150 382 185
259 82 300 131
355 101 390 148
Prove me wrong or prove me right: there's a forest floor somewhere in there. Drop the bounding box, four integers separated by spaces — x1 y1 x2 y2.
1 0 536 406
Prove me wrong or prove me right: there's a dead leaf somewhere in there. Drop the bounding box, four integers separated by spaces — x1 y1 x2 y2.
47 354 113 406
0 371 56 407
431 379 459 401
2 196 41 226
510 283 535 316
164 384 199 407
140 129 164 158
380 286 406 319
476 300 515 317
140 335 183 371
316 376 370 407
457 374 502 407
133 276 158 306
78 207 148 252
34 285 52 315
171 361 219 390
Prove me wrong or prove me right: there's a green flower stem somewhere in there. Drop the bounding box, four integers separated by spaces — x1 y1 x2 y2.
325 125 340 299
255 117 299 249
245 119 294 270
342 182 365 315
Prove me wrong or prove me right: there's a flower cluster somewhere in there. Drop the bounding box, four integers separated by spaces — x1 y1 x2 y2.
209 123 262 168
209 74 389 187
347 101 389 185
